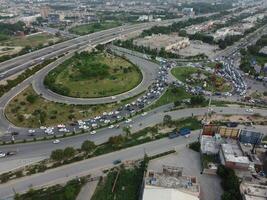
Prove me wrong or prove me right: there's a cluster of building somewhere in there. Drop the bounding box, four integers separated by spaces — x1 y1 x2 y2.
133 34 190 53
200 125 267 199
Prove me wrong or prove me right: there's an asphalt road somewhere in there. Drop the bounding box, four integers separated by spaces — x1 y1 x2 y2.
0 106 266 173
0 132 199 199
32 46 159 105
0 14 215 81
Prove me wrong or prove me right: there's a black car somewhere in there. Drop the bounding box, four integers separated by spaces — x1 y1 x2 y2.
6 151 17 156
11 132 19 136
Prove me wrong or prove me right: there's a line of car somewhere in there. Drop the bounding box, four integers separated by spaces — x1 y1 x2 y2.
3 55 171 142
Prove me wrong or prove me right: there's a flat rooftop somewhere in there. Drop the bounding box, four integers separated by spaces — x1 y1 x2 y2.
221 143 249 164
145 165 200 194
240 182 267 200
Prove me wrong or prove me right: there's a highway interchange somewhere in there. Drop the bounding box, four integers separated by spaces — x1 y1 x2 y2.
0 9 266 199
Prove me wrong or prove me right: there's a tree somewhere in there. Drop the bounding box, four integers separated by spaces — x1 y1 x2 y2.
63 147 75 158
26 94 37 104
81 140 96 154
123 126 131 137
64 185 76 200
163 115 172 125
190 95 206 105
109 135 124 148
50 149 64 161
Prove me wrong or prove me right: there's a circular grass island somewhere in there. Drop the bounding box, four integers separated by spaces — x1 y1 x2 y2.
44 51 142 98
171 67 232 92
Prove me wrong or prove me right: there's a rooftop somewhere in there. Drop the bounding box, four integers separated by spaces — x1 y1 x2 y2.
221 143 250 164
240 182 267 200
144 165 200 195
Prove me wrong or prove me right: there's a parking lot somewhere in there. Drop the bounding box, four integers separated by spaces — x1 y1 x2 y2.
147 147 223 200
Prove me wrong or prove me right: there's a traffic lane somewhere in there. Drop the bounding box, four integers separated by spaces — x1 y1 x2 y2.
32 46 159 105
0 133 198 199
1 106 266 164
0 13 216 79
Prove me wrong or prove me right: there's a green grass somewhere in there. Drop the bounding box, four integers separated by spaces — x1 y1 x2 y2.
46 52 142 98
0 33 60 47
149 86 192 109
15 179 85 200
5 86 140 128
69 21 122 35
171 67 231 92
91 165 145 200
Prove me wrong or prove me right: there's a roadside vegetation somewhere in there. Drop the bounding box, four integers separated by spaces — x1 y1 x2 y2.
14 178 86 200
0 59 56 98
0 21 62 62
5 86 140 128
239 34 267 76
44 51 142 98
0 117 201 183
69 21 122 35
92 164 144 200
171 67 232 92
148 86 192 109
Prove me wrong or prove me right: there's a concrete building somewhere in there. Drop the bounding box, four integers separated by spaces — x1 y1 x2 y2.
239 130 263 145
182 8 194 16
240 182 267 200
219 143 250 170
142 165 200 200
40 5 50 18
213 27 243 41
134 34 190 52
48 13 62 24
259 46 267 55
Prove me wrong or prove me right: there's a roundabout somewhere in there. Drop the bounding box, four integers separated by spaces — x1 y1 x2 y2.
43 51 142 98
32 46 159 105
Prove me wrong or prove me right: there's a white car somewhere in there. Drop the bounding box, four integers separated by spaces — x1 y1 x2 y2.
126 119 132 123
90 130 96 135
53 139 60 144
141 112 147 116
40 126 46 130
109 125 114 129
28 129 35 133
57 124 65 128
245 108 254 113
0 152 6 158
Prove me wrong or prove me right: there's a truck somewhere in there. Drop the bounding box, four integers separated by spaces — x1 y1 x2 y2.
179 128 191 137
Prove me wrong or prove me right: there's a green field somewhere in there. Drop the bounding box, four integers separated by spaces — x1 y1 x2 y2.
0 33 60 48
171 67 231 92
69 21 122 35
5 86 140 128
149 86 192 109
92 165 144 200
45 52 142 98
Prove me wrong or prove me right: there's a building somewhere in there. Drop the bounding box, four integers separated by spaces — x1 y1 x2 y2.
182 8 194 16
240 182 267 200
133 34 190 52
239 130 263 145
259 46 267 55
142 165 200 200
219 143 250 170
40 5 50 18
48 13 61 24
